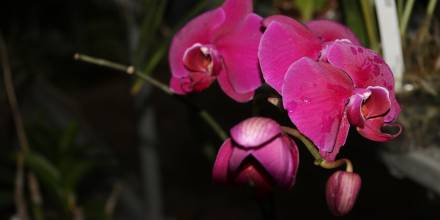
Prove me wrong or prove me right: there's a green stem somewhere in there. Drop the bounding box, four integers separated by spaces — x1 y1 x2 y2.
399 0 415 38
281 126 354 172
199 111 228 140
74 53 227 141
360 0 380 52
281 126 323 164
320 158 353 172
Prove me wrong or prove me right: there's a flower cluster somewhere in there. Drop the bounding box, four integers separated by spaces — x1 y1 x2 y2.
169 0 401 216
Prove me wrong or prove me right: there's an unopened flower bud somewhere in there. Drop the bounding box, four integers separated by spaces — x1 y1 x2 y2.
212 117 299 192
326 171 361 216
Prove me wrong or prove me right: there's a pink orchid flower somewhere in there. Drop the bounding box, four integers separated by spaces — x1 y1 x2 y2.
282 41 401 161
259 16 360 93
169 0 262 102
212 117 299 191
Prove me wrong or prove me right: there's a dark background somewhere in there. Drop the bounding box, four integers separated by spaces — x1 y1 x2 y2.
0 0 439 219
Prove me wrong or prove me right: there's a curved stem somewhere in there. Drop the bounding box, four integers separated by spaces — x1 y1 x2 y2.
281 126 323 164
1 33 30 220
319 159 353 172
281 126 354 172
74 53 227 141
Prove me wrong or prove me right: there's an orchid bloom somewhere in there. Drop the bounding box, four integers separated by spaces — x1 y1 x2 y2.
169 0 262 102
212 117 299 191
282 41 402 161
259 16 360 93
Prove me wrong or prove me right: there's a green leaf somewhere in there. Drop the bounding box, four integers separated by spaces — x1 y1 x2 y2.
294 0 327 21
25 151 62 192
341 0 369 46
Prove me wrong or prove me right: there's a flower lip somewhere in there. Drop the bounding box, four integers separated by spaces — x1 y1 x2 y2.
230 117 282 148
232 155 275 189
183 43 221 76
347 86 391 127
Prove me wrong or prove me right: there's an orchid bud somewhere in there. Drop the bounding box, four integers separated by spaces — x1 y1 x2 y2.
212 117 299 192
326 171 361 216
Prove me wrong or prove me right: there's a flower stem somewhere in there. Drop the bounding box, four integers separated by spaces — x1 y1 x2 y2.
319 159 353 172
74 53 227 141
1 33 30 220
281 126 323 164
281 126 354 172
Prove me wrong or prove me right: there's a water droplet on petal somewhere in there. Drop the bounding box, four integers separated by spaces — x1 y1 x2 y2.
302 97 311 104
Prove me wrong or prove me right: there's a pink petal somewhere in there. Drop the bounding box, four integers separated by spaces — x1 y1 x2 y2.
323 41 400 122
188 71 216 92
282 58 354 155
217 71 254 102
215 0 253 38
169 8 225 78
228 146 251 175
259 17 322 93
212 139 234 184
356 117 402 142
262 15 308 31
306 20 361 46
252 135 299 189
386 97 401 122
169 76 187 94
217 13 263 93
323 41 395 92
347 93 367 127
320 112 350 161
230 117 281 148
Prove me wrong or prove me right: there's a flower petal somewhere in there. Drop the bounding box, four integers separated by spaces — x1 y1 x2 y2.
217 71 254 102
320 112 350 161
259 16 322 93
262 15 309 31
356 117 402 142
212 139 234 184
169 76 188 94
306 20 361 45
282 57 353 155
323 41 400 123
386 96 401 122
230 117 281 148
323 41 395 92
252 135 299 189
347 92 368 127
169 8 225 78
215 0 253 38
217 13 263 93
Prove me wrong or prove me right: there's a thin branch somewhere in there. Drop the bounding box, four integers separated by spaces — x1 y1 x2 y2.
28 173 45 220
74 53 227 141
105 183 122 218
0 33 29 220
281 126 354 172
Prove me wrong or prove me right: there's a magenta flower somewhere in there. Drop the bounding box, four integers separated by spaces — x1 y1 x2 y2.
282 41 401 161
306 20 362 46
169 0 262 102
326 171 361 216
212 117 299 191
259 16 360 93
